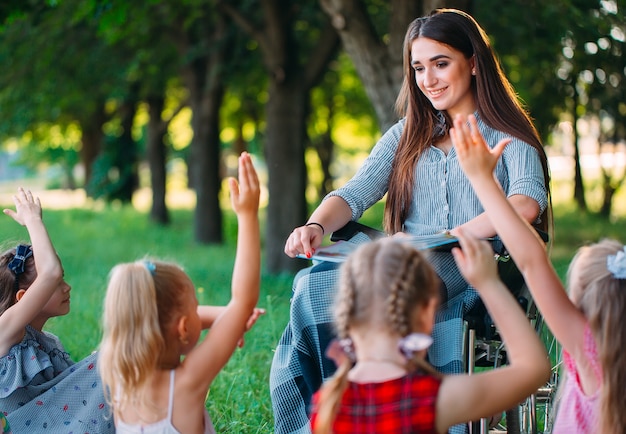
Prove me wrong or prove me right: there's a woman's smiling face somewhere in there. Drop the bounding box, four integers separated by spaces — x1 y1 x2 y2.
411 37 476 118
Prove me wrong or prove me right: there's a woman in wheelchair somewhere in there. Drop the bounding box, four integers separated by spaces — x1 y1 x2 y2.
271 8 551 434
310 233 550 433
453 113 626 434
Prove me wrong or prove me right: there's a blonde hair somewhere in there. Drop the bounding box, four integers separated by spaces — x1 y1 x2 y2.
566 239 626 433
98 259 193 412
313 238 441 433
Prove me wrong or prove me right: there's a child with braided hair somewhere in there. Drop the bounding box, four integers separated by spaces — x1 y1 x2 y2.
310 234 550 434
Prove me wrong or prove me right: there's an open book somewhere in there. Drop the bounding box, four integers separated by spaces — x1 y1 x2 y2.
297 232 463 263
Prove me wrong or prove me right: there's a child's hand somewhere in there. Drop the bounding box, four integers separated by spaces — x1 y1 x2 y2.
237 307 266 348
452 228 499 290
3 188 42 226
229 152 260 216
450 114 510 180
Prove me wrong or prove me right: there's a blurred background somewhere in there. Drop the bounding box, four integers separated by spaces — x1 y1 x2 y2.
0 0 625 275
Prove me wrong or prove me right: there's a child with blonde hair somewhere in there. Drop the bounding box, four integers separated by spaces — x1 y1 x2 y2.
310 233 550 433
452 113 626 433
0 188 112 432
98 152 261 433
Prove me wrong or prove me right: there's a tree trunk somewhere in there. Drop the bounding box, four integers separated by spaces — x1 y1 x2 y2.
112 83 140 203
146 95 170 225
316 130 335 198
599 171 615 218
80 104 106 191
572 90 587 210
265 77 309 272
320 0 402 131
189 81 225 244
320 0 472 132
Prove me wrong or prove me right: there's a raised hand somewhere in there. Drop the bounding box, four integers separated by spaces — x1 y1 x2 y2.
450 114 510 181
451 227 499 291
229 152 260 216
3 188 42 226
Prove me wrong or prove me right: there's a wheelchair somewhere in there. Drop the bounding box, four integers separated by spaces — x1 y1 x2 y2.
330 221 561 434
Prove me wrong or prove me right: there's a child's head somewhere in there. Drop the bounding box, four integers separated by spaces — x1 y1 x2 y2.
313 239 440 434
0 244 36 316
99 259 198 407
566 239 626 432
334 238 440 344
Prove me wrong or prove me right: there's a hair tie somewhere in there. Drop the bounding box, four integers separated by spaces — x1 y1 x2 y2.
7 245 33 275
398 333 433 359
337 338 356 362
607 247 626 280
143 261 156 276
8 245 33 293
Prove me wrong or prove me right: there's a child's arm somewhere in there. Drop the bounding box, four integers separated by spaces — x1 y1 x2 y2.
182 152 260 391
436 229 550 431
451 113 587 358
0 188 63 355
197 305 265 347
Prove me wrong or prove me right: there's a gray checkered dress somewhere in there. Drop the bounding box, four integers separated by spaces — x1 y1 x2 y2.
270 115 548 434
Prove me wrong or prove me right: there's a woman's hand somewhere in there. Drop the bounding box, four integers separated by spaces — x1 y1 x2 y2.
284 225 324 259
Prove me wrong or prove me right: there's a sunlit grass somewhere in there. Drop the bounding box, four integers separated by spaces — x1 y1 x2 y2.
0 175 623 432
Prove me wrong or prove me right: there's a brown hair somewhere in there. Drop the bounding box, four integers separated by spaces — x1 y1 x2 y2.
313 238 440 433
0 244 36 316
566 239 626 433
99 259 193 412
385 8 551 234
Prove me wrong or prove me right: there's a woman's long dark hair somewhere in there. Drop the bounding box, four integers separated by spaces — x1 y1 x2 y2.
385 8 551 235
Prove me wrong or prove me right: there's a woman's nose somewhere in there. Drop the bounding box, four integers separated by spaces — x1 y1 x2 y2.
423 68 437 87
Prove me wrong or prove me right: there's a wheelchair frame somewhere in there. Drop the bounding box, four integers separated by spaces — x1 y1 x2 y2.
463 261 561 434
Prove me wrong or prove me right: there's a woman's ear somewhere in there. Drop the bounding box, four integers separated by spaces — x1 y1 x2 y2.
15 289 27 303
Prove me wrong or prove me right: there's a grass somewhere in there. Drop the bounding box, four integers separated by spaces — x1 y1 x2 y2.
0 193 624 433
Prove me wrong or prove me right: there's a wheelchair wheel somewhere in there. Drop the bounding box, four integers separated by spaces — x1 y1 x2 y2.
491 313 561 434
514 314 561 433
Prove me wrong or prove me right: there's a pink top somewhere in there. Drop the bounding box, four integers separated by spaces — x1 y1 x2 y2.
553 325 601 434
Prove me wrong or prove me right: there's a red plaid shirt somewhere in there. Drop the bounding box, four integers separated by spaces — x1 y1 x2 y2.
310 370 441 433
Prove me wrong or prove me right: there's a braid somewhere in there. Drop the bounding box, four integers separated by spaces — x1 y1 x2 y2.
387 251 421 337
334 260 358 340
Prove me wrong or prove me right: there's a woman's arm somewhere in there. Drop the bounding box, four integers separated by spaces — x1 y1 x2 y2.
285 121 404 258
452 194 540 239
284 196 353 258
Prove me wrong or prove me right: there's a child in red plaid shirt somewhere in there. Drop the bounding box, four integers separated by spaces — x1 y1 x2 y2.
310 232 550 433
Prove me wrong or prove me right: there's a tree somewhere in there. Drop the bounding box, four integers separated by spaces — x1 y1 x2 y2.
320 0 472 132
221 0 341 273
0 1 130 188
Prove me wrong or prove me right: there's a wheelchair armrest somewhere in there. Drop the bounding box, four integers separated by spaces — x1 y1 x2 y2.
330 221 385 242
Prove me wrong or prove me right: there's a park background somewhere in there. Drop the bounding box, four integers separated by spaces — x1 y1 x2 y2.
1 0 625 432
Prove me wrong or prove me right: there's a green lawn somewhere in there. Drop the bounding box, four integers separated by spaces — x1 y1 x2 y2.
0 195 624 432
